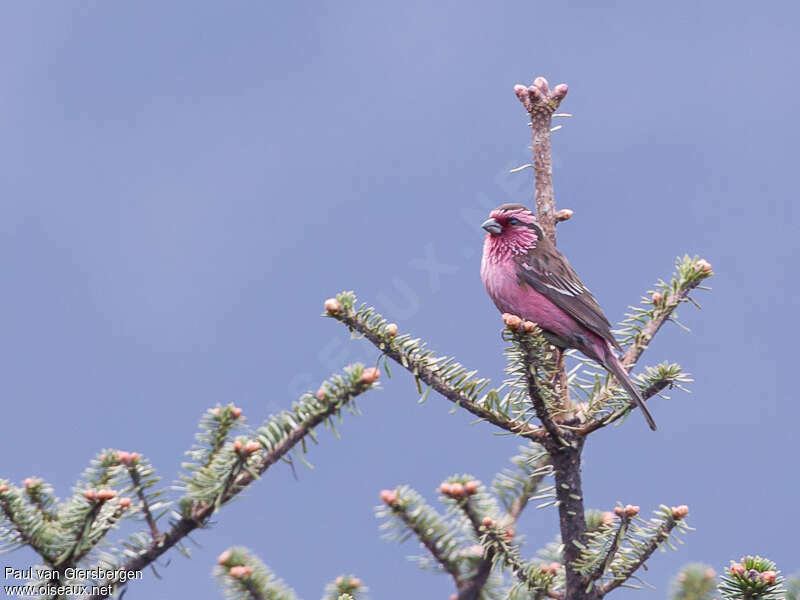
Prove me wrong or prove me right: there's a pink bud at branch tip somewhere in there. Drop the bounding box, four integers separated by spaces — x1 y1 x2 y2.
349 577 361 588
315 388 326 400
651 292 663 305
231 407 242 419
695 259 712 274
670 505 689 519
729 562 745 576
97 488 116 501
379 489 398 506
449 482 464 498
385 323 398 337
553 83 569 100
482 517 494 528
324 298 341 314
0 484 7 494
464 480 479 495
217 550 231 565
229 565 252 579
360 367 380 384
119 497 131 509
502 313 522 330
624 504 640 517
761 571 777 584
555 208 573 222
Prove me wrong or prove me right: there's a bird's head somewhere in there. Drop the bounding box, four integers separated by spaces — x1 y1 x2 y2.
481 204 542 257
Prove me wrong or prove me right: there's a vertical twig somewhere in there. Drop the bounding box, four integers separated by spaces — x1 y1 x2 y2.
515 77 599 600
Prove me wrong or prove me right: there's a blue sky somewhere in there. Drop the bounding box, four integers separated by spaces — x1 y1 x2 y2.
0 2 797 598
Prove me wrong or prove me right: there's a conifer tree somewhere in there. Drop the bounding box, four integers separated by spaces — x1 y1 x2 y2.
0 76 791 600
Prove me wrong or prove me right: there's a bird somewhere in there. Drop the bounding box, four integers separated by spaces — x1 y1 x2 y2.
480 203 657 431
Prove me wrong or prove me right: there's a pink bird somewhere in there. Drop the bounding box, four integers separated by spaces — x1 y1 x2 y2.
480 203 657 431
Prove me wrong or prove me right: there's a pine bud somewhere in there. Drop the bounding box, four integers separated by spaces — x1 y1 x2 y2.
349 577 361 588
316 388 327 400
119 497 131 509
761 571 777 584
553 83 569 101
129 452 141 463
231 407 243 419
217 550 232 565
244 441 260 455
651 292 663 305
601 511 615 526
695 259 712 273
212 407 221 415
385 323 398 337
613 506 624 517
505 528 515 541
97 488 116 501
439 482 452 495
464 480 479 495
233 440 243 452
549 562 562 573
729 562 745 576
624 504 639 517
555 208 574 222
670 505 689 519
23 477 38 489
380 489 398 506
229 565 252 579
324 298 342 314
0 484 8 494
704 568 716 580
523 320 536 332
84 489 97 501
502 313 522 330
360 367 380 384
449 483 464 498
482 517 495 528
335 576 344 586
116 450 131 464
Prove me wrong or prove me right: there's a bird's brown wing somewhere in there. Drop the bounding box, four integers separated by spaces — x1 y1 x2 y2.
514 240 622 352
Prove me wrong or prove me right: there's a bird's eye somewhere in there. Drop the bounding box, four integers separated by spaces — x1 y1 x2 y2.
508 218 521 226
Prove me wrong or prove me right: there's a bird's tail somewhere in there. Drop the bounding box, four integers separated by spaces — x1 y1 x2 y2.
603 354 658 431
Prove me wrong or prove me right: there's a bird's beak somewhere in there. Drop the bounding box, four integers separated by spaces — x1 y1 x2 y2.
481 218 503 235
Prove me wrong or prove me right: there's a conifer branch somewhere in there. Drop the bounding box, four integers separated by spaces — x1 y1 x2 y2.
481 521 563 599
323 574 367 600
492 444 553 524
125 462 161 541
79 365 378 600
326 293 548 443
576 362 689 435
598 506 691 596
504 321 568 445
514 77 568 244
378 486 462 580
215 546 300 600
670 563 717 600
717 556 784 600
620 256 713 369
0 482 57 563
